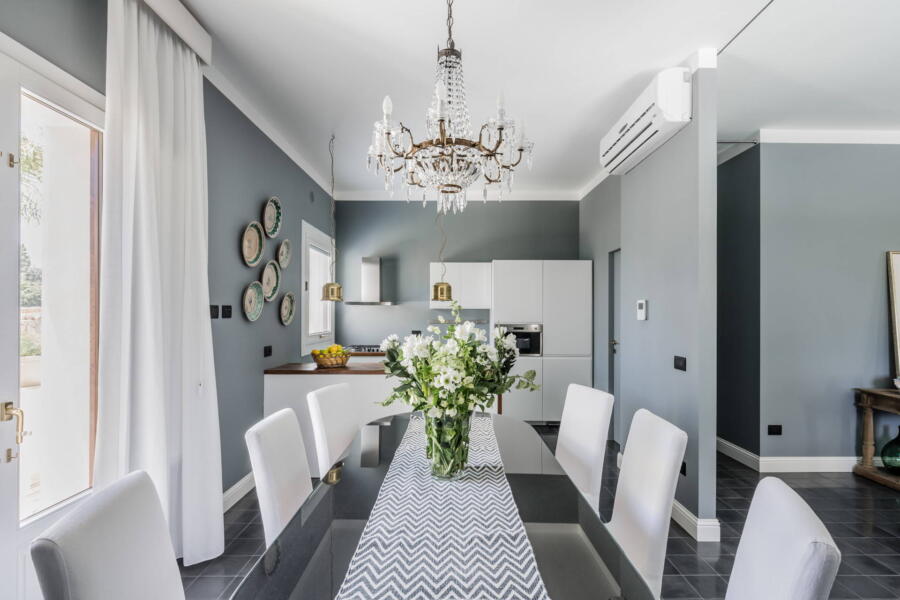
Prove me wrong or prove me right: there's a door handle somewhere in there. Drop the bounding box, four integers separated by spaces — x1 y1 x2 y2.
1 402 30 446
609 339 618 354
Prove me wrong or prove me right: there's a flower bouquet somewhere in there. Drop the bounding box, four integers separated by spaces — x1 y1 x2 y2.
380 302 539 479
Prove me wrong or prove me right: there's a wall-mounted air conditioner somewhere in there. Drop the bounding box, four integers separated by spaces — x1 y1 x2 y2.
599 67 692 175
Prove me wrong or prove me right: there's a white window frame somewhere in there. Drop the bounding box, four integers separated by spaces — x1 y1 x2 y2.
301 220 335 355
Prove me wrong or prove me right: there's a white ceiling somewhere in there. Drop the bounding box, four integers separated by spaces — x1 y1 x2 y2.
184 0 770 199
718 0 900 142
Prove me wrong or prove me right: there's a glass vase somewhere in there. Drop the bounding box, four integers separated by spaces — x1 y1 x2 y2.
425 412 471 479
881 425 900 474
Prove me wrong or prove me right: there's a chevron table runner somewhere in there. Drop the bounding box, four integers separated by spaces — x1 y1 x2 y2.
335 413 551 600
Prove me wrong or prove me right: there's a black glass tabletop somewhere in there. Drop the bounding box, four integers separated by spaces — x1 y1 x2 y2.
232 413 653 600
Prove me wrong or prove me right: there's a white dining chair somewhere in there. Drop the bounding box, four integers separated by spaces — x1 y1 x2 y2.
245 408 313 548
725 477 840 600
607 408 687 599
555 383 614 510
30 470 185 600
307 383 361 477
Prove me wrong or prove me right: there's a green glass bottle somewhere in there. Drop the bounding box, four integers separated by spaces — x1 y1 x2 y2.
881 426 900 474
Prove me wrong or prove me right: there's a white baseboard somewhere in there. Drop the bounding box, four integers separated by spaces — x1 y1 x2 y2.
223 472 255 513
616 452 720 542
672 499 721 542
716 437 876 473
716 437 760 471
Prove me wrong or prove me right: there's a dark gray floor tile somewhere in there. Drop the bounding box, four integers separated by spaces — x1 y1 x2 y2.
668 555 718 576
842 554 898 576
870 575 900 596
682 575 728 600
199 555 251 577
835 575 896 599
667 537 698 555
828 578 861 599
223 538 263 556
661 574 701 599
184 576 236 599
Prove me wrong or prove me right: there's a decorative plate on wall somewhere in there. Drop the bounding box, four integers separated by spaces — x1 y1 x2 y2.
280 292 296 325
241 221 265 267
277 239 292 269
262 196 282 238
243 281 264 321
261 260 281 302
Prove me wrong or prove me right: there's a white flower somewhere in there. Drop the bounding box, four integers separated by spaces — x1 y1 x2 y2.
437 315 446 323
503 333 518 351
454 321 475 340
494 326 508 338
427 325 441 335
443 338 460 355
445 407 457 418
473 328 487 342
380 334 399 351
427 407 442 418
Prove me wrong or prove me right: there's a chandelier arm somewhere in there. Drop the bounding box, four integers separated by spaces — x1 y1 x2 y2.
476 123 488 148
505 148 526 169
489 126 505 154
384 129 408 158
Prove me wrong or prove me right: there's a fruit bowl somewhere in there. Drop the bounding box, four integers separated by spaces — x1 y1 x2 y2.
312 345 350 369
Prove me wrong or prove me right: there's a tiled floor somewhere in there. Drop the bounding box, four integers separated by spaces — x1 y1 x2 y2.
180 429 900 600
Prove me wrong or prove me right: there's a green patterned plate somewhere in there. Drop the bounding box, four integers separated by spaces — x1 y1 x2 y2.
241 221 265 267
261 260 281 302
262 196 282 238
278 239 291 269
243 281 264 321
280 292 296 325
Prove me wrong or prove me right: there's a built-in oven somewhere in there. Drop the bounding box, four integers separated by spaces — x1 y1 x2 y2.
496 323 542 356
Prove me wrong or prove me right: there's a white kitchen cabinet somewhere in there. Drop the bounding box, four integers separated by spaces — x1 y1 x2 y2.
429 262 491 309
491 260 543 323
542 260 592 356
501 356 543 422
541 356 592 421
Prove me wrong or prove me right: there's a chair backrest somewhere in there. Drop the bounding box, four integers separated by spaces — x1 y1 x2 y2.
555 383 614 510
30 470 185 600
726 477 840 600
307 383 360 477
245 408 313 548
607 409 687 598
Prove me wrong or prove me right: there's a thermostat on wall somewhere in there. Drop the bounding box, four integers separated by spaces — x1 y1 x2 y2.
636 299 648 321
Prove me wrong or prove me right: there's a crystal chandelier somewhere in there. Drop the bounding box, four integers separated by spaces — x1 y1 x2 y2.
367 0 534 214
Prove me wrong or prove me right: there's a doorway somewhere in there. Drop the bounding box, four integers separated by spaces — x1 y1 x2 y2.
0 51 103 599
608 249 621 442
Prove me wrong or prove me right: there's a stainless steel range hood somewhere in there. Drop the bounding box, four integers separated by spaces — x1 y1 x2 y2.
345 256 395 305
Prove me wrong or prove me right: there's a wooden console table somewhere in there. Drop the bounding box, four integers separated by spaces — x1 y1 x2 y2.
854 388 900 491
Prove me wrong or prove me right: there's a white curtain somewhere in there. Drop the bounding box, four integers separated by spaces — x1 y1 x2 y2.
95 0 224 565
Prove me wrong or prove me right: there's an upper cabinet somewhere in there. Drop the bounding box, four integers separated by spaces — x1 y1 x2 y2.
491 260 543 323
429 262 492 310
542 260 592 356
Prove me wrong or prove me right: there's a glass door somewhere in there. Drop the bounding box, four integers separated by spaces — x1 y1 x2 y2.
0 51 103 600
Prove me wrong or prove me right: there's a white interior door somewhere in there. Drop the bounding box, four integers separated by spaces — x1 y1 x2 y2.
0 50 104 600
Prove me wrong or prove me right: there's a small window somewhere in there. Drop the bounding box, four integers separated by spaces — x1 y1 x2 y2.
301 221 335 354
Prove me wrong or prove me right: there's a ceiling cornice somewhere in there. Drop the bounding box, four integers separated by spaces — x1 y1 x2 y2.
335 189 582 201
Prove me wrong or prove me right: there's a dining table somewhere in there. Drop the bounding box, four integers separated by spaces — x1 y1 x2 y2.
231 412 654 600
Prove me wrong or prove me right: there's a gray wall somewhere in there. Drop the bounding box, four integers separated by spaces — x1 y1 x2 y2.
717 146 761 453
578 176 622 439
335 201 580 344
0 0 107 92
618 68 718 518
760 143 900 457
205 80 331 489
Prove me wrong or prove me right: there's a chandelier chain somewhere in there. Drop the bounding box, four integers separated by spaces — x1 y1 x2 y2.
446 0 454 48
329 134 337 280
435 212 448 280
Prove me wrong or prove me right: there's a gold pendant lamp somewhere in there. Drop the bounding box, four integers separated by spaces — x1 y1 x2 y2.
322 134 343 301
431 213 452 302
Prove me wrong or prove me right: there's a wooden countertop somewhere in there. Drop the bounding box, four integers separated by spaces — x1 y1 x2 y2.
265 362 386 375
348 351 386 357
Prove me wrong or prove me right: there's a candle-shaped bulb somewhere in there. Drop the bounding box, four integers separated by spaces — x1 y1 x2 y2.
434 81 448 119
382 95 393 120
497 91 506 118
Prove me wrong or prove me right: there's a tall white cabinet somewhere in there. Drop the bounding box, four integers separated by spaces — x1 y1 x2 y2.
491 259 593 422
429 262 492 309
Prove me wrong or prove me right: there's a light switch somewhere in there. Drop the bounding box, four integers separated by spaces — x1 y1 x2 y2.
636 299 648 320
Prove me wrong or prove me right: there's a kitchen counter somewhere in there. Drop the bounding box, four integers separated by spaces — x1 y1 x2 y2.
264 362 386 375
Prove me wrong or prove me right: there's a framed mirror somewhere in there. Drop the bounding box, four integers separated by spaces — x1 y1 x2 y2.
888 251 900 378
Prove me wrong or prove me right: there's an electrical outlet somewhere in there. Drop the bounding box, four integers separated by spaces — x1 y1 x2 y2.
222 305 232 319
768 424 783 436
210 305 219 319
680 461 687 476
674 356 687 371
263 345 272 357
